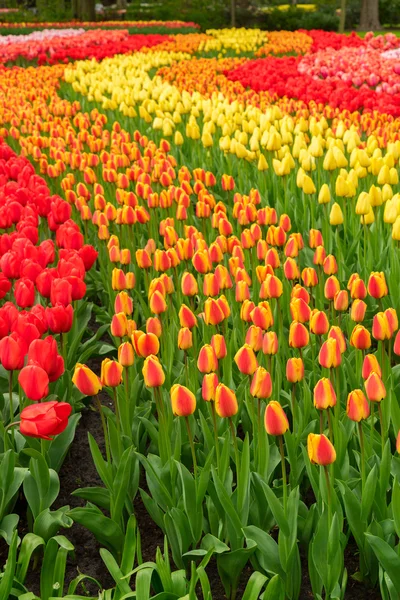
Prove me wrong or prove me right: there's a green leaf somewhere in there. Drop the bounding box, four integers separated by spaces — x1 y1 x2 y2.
0 530 18 598
67 507 124 558
100 548 132 597
71 487 111 511
241 571 267 600
392 477 400 539
243 525 284 578
360 465 377 523
0 513 19 545
217 542 256 600
252 475 289 538
365 533 400 590
88 433 113 490
48 414 81 472
262 574 285 600
33 507 73 543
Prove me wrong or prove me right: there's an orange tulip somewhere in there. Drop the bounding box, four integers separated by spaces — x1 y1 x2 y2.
350 325 371 350
142 355 165 387
234 344 258 375
202 373 219 401
319 338 341 369
364 372 386 402
118 342 135 367
215 383 238 417
72 363 102 396
289 321 309 349
286 357 304 383
170 384 196 417
368 272 388 299
101 359 123 387
178 327 193 350
250 366 272 399
307 433 336 465
346 389 370 422
362 354 381 379
314 378 336 410
264 401 289 436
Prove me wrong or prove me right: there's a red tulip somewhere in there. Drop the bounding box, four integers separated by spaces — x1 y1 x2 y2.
20 400 72 440
18 364 49 401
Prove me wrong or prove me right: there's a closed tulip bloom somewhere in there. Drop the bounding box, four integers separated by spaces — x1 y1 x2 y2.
302 267 318 288
334 290 349 312
394 330 400 355
236 280 250 302
262 274 283 299
291 284 310 304
241 299 255 322
319 338 341 368
211 334 227 359
111 312 128 338
309 229 324 248
215 383 238 417
146 317 162 338
329 203 344 226
262 331 279 355
112 268 126 291
284 257 300 280
314 378 336 410
18 364 49 401
149 290 167 315
245 325 264 352
324 276 341 301
385 308 398 336
351 299 367 322
368 272 388 299
170 384 196 417
350 325 371 350
142 355 165 387
50 278 72 307
265 401 289 436
136 332 160 358
204 273 220 297
202 373 219 401
0 335 26 371
372 312 391 341
46 304 74 334
323 255 338 276
14 278 35 308
318 183 331 205
313 246 326 267
197 344 218 373
114 291 133 315
289 321 309 349
20 401 72 440
101 359 123 387
178 327 193 350
365 372 386 402
349 276 367 300
286 357 304 383
234 344 258 375
362 354 381 379
179 304 197 329
181 272 198 297
250 366 272 399
346 389 370 422
251 303 274 330
27 336 64 382
307 433 336 465
72 363 102 395
328 326 346 354
204 297 225 326
310 310 329 335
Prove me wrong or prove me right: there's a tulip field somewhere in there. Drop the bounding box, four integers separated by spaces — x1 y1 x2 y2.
3 21 400 600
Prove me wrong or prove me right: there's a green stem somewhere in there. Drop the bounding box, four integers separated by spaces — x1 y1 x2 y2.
229 418 241 507
370 402 375 454
9 371 14 445
279 435 287 516
324 465 332 531
112 387 122 457
378 402 385 458
358 421 365 493
210 401 220 471
185 416 198 481
291 384 296 433
95 395 111 464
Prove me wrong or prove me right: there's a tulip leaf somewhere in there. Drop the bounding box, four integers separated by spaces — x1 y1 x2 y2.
47 414 81 473
33 506 73 543
262 574 285 600
241 571 267 600
360 464 378 523
365 533 400 590
112 446 135 528
0 530 18 599
243 525 284 578
67 506 124 558
217 541 257 600
71 486 111 510
0 513 19 545
392 477 400 539
87 432 113 490
100 548 132 597
211 466 244 551
252 475 289 538
16 533 45 584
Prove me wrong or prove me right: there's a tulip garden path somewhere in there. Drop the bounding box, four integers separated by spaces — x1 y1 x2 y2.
0 22 400 600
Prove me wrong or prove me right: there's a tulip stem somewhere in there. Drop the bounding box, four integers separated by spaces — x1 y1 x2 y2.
210 402 220 471
378 403 385 458
279 435 287 515
358 421 366 493
370 402 375 453
95 395 111 464
319 410 324 434
9 371 14 445
112 387 122 458
324 465 332 531
185 416 197 481
229 418 241 506
327 409 333 443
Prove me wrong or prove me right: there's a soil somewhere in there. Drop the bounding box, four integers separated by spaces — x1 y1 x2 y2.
0 399 383 599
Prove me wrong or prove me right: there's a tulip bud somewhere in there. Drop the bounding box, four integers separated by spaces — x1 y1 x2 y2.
368 272 388 299
334 290 349 312
351 299 367 322
136 332 160 358
329 203 344 226
211 334 227 359
111 312 128 338
245 325 264 352
181 272 198 297
262 331 279 355
118 342 135 367
215 383 238 417
250 366 272 399
170 384 196 417
394 330 400 356
350 325 371 350
318 183 331 205
142 355 165 387
302 267 318 288
101 358 123 387
178 327 193 350
314 378 336 410
197 344 218 373
372 312 391 341
362 354 381 380
286 357 304 383
72 363 102 396
307 433 336 465
289 321 309 349
234 344 258 375
385 308 398 336
346 389 370 422
364 371 386 402
264 401 289 436
324 276 340 301
202 373 219 401
146 317 162 338
18 365 49 402
310 310 329 336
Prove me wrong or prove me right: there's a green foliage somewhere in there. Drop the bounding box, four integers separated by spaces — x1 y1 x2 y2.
260 5 339 31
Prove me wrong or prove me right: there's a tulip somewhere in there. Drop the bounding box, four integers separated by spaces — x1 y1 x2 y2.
234 344 258 375
346 389 370 422
146 317 162 338
111 312 128 338
46 304 74 334
114 291 133 315
118 342 135 367
333 290 349 312
290 297 311 323
262 331 279 355
20 401 72 440
394 330 400 355
136 332 160 358
324 276 340 301
179 304 197 329
178 327 192 350
310 310 329 336
245 325 263 352
385 308 398 336
28 336 64 382
319 338 341 369
362 354 381 380
307 433 336 465
264 401 289 436
202 373 218 402
364 372 386 403
250 366 272 399
170 384 196 417
50 278 72 307
289 321 309 349
211 334 227 359
286 357 304 383
101 359 123 387
350 325 371 350
197 344 218 373
367 272 388 299
301 267 318 288
204 297 225 326
372 312 391 341
18 365 49 402
142 355 165 388
350 299 367 322
215 384 238 418
0 335 26 371
328 326 346 354
72 363 102 396
396 431 400 454
314 378 336 411
329 203 344 226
